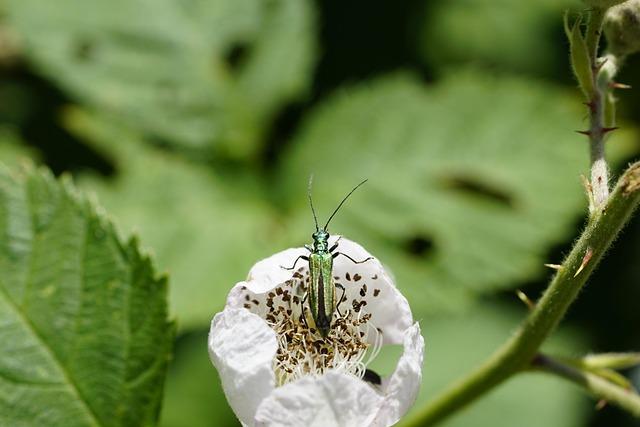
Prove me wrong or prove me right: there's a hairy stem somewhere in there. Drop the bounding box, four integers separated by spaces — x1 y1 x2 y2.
531 354 640 417
585 8 605 62
402 162 640 427
585 8 612 212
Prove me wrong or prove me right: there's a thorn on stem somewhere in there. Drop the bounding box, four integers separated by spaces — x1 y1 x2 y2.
544 263 563 271
576 130 592 136
595 399 608 410
595 57 609 73
602 127 618 135
574 247 594 278
582 101 596 112
609 82 632 90
516 290 535 310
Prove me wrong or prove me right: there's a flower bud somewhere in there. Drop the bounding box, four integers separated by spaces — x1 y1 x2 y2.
604 0 640 56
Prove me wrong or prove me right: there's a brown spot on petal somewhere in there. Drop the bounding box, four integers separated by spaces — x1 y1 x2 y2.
353 274 362 282
373 289 380 297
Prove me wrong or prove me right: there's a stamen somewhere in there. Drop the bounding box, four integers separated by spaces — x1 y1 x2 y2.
263 285 380 386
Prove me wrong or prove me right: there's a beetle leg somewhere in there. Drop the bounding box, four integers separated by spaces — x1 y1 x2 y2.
335 283 346 317
299 292 309 328
329 236 342 253
281 255 309 270
333 252 373 264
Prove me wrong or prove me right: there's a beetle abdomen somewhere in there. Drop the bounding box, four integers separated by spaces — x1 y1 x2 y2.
309 252 335 337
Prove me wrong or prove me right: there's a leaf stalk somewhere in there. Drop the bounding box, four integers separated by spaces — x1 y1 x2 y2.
531 353 640 417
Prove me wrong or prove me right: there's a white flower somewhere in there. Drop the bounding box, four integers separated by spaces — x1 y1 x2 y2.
208 236 424 427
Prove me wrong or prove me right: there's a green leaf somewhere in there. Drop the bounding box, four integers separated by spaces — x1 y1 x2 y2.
0 127 39 165
419 0 579 76
280 72 596 314
66 109 279 330
0 164 173 426
565 13 595 98
6 0 316 157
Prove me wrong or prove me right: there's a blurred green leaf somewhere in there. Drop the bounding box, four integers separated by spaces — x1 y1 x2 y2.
0 127 38 164
6 0 316 157
420 0 578 76
400 302 589 427
67 109 281 330
160 331 239 427
280 72 609 314
0 164 173 426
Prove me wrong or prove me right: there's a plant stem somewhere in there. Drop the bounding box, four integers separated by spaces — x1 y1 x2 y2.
585 8 611 212
531 354 640 417
402 162 640 427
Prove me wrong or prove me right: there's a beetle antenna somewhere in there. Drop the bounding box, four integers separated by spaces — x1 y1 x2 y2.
323 179 368 231
308 175 319 232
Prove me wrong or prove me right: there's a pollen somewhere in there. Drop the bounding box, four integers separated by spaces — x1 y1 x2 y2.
261 284 382 386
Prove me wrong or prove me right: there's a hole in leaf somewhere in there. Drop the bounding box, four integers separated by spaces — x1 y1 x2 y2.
404 235 435 258
73 38 96 62
224 42 250 71
444 175 513 207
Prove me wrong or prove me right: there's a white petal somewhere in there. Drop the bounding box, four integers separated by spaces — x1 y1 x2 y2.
248 248 309 290
208 308 278 426
254 371 384 427
372 323 425 427
226 247 308 310
225 236 413 345
329 236 413 345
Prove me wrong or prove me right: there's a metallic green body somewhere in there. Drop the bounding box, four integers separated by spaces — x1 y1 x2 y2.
300 178 368 338
308 251 335 337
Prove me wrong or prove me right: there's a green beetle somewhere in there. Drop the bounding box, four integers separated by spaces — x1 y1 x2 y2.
283 177 372 337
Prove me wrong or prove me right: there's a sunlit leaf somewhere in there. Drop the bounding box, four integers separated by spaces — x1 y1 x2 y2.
0 164 173 426
280 72 615 313
66 109 280 330
6 0 316 157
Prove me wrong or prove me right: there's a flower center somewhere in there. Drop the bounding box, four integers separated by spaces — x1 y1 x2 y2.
255 271 382 385
267 300 382 386
238 265 385 386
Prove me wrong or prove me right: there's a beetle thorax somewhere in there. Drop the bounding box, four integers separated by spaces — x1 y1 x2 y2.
311 230 330 252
